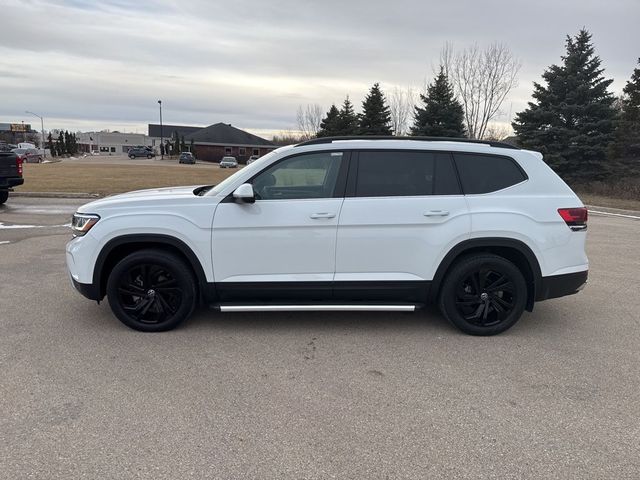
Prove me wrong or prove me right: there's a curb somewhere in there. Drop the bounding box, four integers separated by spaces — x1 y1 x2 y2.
585 204 640 217
10 191 102 199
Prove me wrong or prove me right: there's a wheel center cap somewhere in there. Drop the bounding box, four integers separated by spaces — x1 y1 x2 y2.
147 289 156 297
480 292 489 301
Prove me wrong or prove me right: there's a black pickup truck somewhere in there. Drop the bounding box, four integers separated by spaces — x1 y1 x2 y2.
0 150 24 204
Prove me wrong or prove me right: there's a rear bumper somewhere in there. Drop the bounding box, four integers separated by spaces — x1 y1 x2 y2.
0 177 24 188
536 270 588 301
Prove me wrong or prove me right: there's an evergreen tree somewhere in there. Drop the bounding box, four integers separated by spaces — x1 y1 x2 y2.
189 138 195 153
411 68 466 137
64 131 71 155
47 132 55 157
317 104 341 137
336 96 359 135
180 135 186 153
512 29 616 181
358 83 393 135
609 58 640 175
57 131 65 156
172 131 180 155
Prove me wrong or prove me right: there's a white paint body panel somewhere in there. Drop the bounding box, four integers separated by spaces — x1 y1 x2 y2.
211 198 344 282
66 140 588 298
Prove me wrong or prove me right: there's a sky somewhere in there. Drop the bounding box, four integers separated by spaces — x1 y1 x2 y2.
1 0 638 139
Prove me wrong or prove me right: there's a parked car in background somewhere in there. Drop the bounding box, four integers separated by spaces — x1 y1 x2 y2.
12 148 42 163
0 150 24 204
219 156 238 168
128 148 155 159
179 152 196 164
246 155 260 165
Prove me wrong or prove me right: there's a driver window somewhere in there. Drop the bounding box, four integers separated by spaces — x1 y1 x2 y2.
251 152 343 200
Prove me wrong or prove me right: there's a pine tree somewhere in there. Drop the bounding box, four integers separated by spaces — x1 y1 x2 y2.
336 96 359 135
358 83 393 135
180 135 186 153
57 131 65 156
47 132 55 157
317 104 341 137
64 131 71 155
172 131 180 155
609 58 640 176
189 138 195 154
512 29 616 181
411 68 466 137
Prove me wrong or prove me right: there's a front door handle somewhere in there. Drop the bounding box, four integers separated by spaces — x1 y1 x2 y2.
423 210 450 217
310 212 336 219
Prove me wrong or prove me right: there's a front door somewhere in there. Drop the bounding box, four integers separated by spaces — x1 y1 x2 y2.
212 150 348 302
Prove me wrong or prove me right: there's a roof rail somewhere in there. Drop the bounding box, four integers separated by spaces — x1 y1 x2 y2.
294 135 519 150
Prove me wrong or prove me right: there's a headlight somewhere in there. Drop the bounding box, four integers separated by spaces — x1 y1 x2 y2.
71 213 100 237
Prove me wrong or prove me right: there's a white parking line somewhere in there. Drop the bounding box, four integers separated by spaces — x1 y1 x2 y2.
0 222 71 229
0 240 10 245
588 210 640 220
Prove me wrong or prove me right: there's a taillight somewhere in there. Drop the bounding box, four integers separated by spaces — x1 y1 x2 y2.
16 156 23 176
558 207 587 231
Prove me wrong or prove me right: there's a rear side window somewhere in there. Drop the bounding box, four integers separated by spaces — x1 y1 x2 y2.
355 151 461 197
453 153 526 194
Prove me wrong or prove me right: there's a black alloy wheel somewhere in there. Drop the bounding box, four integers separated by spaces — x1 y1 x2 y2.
439 254 527 335
106 250 196 332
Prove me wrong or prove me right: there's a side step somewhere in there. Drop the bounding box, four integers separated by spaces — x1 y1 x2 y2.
216 304 419 313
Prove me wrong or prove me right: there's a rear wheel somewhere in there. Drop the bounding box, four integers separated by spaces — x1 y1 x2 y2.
438 254 527 336
0 190 8 204
129 154 135 159
106 250 197 332
147 154 153 159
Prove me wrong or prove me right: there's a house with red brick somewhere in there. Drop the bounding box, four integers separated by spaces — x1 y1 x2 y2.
148 122 275 163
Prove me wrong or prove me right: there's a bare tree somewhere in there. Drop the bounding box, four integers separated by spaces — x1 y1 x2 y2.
482 123 512 141
296 104 323 139
441 43 520 139
388 86 416 136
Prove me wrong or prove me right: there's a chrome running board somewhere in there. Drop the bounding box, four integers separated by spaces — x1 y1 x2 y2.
218 304 417 313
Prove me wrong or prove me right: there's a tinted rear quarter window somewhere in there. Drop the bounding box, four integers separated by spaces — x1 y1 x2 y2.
355 151 461 197
453 153 526 194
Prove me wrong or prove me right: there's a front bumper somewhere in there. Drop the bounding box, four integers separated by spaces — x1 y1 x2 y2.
71 277 101 301
536 270 588 301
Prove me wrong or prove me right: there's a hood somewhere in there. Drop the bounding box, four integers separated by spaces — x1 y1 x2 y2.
77 185 204 213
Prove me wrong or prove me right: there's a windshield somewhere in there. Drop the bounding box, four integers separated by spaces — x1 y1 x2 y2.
209 149 280 196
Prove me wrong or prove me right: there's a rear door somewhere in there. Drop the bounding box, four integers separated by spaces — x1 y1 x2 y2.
334 150 470 302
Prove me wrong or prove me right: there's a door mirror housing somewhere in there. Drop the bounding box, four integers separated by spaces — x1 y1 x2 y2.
232 183 255 204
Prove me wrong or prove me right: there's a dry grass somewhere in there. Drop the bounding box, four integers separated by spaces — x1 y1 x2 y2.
18 162 236 195
572 177 640 211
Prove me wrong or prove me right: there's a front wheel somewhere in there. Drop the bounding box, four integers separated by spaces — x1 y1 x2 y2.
129 155 135 159
106 250 197 332
438 254 527 336
147 154 153 159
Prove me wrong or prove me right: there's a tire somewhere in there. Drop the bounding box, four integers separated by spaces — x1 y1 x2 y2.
106 249 197 332
129 155 135 159
438 254 527 336
147 154 153 159
0 190 8 205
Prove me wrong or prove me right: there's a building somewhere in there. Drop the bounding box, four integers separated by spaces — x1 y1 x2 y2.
76 131 152 155
148 122 276 163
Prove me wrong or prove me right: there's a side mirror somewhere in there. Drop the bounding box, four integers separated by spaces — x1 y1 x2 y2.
232 183 255 204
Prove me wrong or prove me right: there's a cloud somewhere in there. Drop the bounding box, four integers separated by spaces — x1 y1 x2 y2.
1 0 638 135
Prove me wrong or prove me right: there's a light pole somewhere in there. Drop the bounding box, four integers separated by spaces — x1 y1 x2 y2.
25 111 46 159
158 100 163 159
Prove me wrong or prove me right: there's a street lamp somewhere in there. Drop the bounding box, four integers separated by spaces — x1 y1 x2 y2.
25 111 46 159
158 100 163 159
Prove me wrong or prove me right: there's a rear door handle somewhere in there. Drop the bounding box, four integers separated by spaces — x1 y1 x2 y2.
310 212 336 219
423 210 449 217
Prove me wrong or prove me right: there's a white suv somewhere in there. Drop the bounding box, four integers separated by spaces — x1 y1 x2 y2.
66 137 588 335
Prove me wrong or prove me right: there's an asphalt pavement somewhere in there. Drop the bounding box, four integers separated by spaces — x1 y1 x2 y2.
1 196 639 479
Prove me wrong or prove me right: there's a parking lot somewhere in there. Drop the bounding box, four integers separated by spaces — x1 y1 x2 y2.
1 197 639 479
